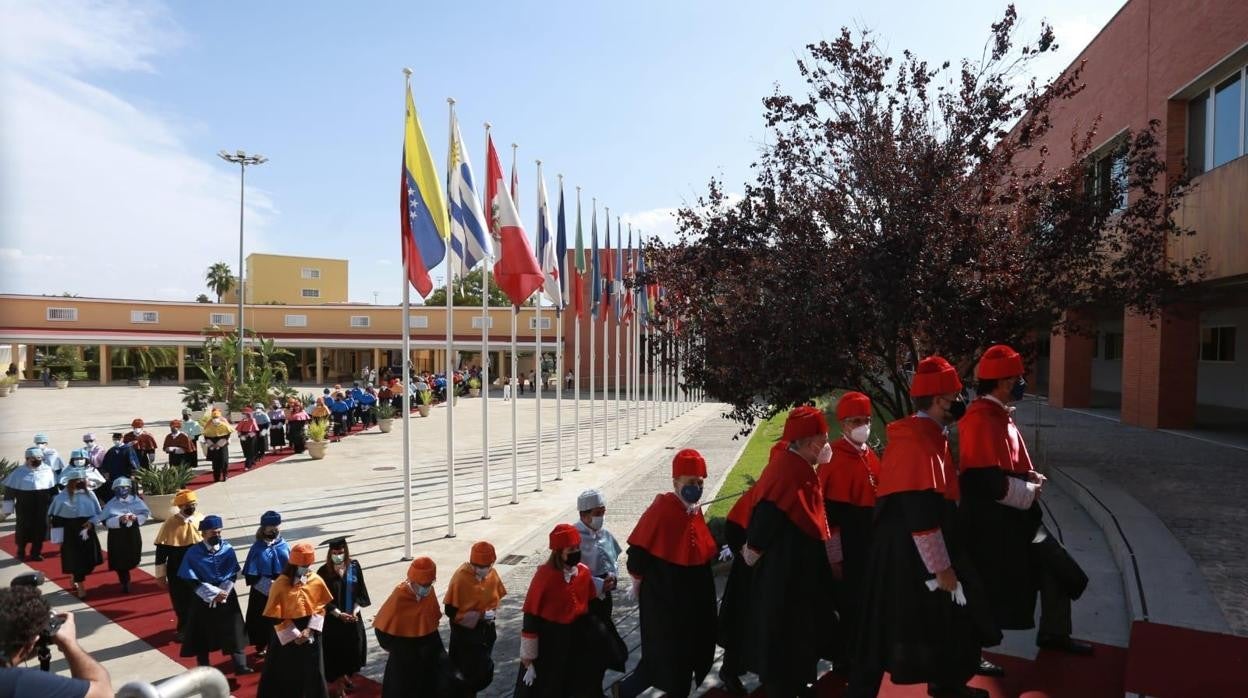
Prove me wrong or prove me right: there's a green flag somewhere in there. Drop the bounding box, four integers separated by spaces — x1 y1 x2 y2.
575 190 586 274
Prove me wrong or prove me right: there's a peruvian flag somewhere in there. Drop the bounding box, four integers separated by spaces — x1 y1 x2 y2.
486 135 543 306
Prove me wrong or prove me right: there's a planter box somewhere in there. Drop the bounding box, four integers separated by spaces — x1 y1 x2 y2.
137 379 151 388
469 388 481 397
378 418 393 433
145 493 177 521
307 441 328 460
0 386 9 397
56 380 69 389
417 404 431 417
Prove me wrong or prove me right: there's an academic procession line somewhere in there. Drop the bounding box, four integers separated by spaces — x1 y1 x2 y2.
397 69 703 552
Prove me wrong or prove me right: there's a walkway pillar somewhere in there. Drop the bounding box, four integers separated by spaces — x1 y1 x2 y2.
1121 304 1199 429
1049 310 1095 409
176 345 186 384
98 345 111 385
315 346 324 385
25 344 37 380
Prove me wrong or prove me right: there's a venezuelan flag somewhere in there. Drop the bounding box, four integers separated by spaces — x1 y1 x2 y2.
400 84 449 297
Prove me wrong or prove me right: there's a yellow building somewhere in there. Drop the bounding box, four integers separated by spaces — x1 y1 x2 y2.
222 253 348 305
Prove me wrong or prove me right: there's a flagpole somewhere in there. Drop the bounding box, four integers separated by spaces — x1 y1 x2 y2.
574 185 583 472
533 160 544 493
634 289 641 440
624 301 631 445
601 206 610 458
645 323 652 433
613 216 621 451
510 304 519 503
400 67 414 560
588 197 597 465
445 97 457 538
555 173 565 481
481 122 493 520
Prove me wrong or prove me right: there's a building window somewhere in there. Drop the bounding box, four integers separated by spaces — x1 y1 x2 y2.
300 288 320 299
284 314 308 327
528 317 553 331
301 267 321 279
471 316 495 329
1087 143 1128 213
1103 332 1123 361
408 314 429 329
209 312 235 326
130 310 159 324
350 315 371 328
1189 64 1247 175
46 307 78 321
1200 326 1237 362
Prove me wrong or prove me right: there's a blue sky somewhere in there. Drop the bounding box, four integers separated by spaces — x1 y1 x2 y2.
0 0 1124 305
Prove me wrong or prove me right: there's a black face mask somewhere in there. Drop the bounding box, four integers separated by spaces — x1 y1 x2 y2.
181 507 197 517
563 550 582 568
205 536 221 548
944 398 967 422
263 529 279 540
1010 378 1027 402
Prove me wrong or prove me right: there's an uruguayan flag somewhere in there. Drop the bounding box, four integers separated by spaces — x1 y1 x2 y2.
448 115 492 276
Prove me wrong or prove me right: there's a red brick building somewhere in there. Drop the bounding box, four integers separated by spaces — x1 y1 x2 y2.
1039 0 1248 429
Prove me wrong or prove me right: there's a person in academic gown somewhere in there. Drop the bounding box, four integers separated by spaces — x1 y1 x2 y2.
374 557 452 697
122 419 159 468
847 356 999 698
444 541 508 696
47 468 104 597
180 410 203 470
288 401 310 454
742 406 839 696
716 486 757 694
81 433 106 469
201 409 233 482
258 542 333 698
243 510 290 656
93 476 150 593
268 400 288 450
253 403 271 459
574 488 626 687
98 432 140 502
3 447 56 561
958 345 1091 655
328 394 350 440
623 449 722 698
516 524 604 697
817 391 883 666
316 536 371 696
32 433 66 485
163 419 196 468
236 408 260 470
154 489 204 640
177 514 252 675
62 449 106 492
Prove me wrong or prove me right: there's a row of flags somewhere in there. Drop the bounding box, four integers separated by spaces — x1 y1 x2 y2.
400 82 661 324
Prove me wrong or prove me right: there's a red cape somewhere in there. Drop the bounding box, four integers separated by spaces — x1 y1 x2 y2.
751 443 830 541
958 398 1034 474
817 437 881 508
726 487 757 529
627 492 718 566
876 415 957 501
521 562 595 624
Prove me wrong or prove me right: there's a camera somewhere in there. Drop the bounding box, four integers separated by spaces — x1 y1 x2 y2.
10 571 62 671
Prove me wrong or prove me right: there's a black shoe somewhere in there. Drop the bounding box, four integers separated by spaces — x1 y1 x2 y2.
29 553 44 561
1037 634 1094 655
120 582 130 594
175 631 185 643
234 665 254 675
975 656 1005 677
16 550 25 561
719 670 746 695
928 685 989 698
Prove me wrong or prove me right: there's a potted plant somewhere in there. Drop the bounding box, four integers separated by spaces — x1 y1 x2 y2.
130 464 196 521
417 389 433 417
180 382 211 420
0 375 13 397
0 458 17 520
136 372 151 388
44 346 84 388
306 419 330 459
376 402 397 433
467 376 482 398
54 372 71 389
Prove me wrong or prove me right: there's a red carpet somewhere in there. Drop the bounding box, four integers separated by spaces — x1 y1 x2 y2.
1125 621 1248 698
703 643 1128 698
0 415 403 696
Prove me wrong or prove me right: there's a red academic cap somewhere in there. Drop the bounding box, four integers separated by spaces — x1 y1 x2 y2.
836 392 872 420
548 523 581 550
672 448 708 478
910 356 963 397
976 344 1024 380
781 405 828 441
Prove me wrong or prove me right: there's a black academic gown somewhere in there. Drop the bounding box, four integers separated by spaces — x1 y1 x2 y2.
958 468 1043 629
826 497 876 651
375 629 451 697
854 492 998 687
258 615 328 698
10 488 54 550
49 514 103 579
179 553 248 657
625 546 716 697
317 560 371 682
746 499 838 689
716 518 753 672
98 445 138 502
288 422 307 453
106 521 144 571
156 543 195 632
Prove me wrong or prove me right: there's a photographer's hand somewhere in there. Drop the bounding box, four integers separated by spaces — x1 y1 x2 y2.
52 612 114 698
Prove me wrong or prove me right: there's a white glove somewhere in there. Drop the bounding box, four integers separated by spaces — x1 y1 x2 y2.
483 609 496 622
628 576 641 602
79 528 90 541
522 664 536 686
718 545 734 563
742 545 761 567
924 579 968 607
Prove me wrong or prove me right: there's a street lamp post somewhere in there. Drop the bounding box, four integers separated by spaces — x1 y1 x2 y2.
217 149 267 389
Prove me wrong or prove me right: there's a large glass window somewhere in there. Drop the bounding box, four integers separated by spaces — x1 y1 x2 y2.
1212 73 1243 169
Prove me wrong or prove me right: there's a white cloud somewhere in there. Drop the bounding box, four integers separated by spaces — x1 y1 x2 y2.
0 0 273 301
620 207 680 245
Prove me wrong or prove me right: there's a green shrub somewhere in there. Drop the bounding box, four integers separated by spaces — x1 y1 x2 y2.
131 464 195 495
307 420 329 442
376 403 397 420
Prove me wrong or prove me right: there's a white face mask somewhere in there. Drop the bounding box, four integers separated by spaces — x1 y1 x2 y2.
295 565 310 579
849 424 871 445
817 441 833 465
409 582 430 599
589 515 605 531
473 565 490 580
133 428 142 435
331 554 345 565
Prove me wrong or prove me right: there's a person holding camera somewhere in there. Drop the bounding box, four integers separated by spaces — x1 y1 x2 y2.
3 447 57 561
0 585 113 698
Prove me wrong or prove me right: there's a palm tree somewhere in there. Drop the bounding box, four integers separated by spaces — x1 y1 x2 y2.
205 262 234 303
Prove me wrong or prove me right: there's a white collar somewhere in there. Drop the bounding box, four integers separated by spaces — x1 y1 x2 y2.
982 394 1016 414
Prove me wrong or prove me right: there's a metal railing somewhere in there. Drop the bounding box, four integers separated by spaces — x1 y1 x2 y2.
115 667 231 698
